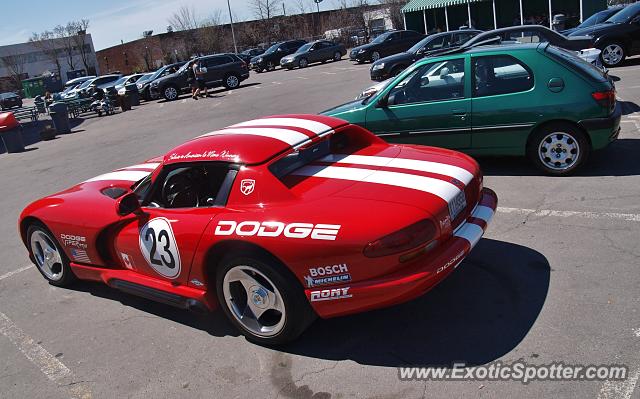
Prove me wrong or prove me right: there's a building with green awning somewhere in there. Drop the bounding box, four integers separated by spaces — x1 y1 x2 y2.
401 0 607 34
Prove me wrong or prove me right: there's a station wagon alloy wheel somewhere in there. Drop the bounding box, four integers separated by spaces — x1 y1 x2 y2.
222 265 286 338
538 132 580 172
164 86 178 100
225 75 239 89
372 51 381 62
333 51 341 61
602 44 624 66
299 58 308 68
30 230 64 281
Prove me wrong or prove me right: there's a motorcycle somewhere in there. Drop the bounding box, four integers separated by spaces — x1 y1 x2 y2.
90 88 114 117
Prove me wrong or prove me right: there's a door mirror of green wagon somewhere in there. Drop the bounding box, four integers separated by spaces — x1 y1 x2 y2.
116 192 142 216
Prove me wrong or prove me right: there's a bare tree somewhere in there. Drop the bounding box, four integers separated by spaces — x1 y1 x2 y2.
0 51 28 89
53 24 76 70
168 5 200 31
378 0 407 30
69 20 95 74
29 31 62 79
250 0 283 42
198 10 226 54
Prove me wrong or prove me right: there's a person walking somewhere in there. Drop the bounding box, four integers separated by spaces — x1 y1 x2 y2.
187 60 198 100
194 59 209 98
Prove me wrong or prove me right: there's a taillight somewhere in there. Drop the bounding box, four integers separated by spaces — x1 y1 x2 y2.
592 90 616 114
363 219 437 258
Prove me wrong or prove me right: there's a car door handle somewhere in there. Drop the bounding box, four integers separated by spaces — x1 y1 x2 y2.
452 109 467 116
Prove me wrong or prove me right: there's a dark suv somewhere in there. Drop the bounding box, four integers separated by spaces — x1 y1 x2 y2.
151 54 250 101
370 30 481 80
349 30 424 63
250 40 307 72
568 2 640 67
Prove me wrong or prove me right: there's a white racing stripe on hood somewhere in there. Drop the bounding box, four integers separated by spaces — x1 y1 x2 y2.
320 154 474 184
231 117 333 135
199 127 311 147
292 165 461 202
121 162 160 171
84 170 151 183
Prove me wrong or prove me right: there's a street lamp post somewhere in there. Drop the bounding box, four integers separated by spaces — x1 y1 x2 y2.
314 0 323 37
227 0 238 53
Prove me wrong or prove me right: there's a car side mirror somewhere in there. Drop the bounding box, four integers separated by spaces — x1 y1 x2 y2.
116 192 142 216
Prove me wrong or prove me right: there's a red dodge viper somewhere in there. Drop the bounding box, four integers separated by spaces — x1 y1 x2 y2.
19 115 497 344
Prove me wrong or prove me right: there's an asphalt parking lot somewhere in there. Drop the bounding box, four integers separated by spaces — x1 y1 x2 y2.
1 58 639 399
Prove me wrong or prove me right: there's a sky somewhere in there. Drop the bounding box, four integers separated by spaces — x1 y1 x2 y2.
0 0 346 51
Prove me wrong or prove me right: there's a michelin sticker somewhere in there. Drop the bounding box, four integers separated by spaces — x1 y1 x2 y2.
139 217 181 279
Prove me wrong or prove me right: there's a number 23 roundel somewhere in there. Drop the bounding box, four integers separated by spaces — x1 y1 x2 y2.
139 217 181 279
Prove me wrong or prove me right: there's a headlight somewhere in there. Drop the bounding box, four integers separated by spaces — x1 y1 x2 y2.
137 83 143 89
372 63 385 71
150 81 158 87
118 88 126 95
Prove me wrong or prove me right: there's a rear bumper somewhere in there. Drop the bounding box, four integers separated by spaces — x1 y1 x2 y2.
580 103 622 150
308 187 498 318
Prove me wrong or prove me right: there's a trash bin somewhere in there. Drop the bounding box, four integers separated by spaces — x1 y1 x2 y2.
0 112 25 153
49 102 71 134
119 94 132 111
125 83 140 106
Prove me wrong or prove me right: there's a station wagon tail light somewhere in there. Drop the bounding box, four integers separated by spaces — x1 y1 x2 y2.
364 219 437 258
592 90 616 113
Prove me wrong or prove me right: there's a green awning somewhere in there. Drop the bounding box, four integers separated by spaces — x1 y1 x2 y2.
402 0 485 13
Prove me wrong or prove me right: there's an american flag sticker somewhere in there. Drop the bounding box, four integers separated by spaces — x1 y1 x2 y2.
71 249 90 263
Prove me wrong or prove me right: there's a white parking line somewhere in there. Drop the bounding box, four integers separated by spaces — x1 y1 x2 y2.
0 311 92 398
497 207 640 222
0 264 33 281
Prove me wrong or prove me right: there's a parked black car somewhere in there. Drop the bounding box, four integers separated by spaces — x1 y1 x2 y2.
349 30 425 63
370 30 482 81
0 92 22 110
138 62 186 100
237 48 265 64
280 40 347 69
250 40 307 72
569 2 640 67
466 25 593 51
561 6 624 36
151 54 250 101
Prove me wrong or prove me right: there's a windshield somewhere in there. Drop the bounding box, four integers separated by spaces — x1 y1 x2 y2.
408 36 432 53
113 77 128 86
607 4 640 24
371 32 391 44
136 74 152 83
297 43 313 53
265 43 281 54
78 78 95 89
177 62 193 74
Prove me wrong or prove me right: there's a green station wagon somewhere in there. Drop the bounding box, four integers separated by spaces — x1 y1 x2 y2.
323 43 621 175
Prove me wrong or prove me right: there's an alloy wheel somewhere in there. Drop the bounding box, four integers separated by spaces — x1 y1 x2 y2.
222 265 286 337
538 132 580 172
602 44 624 66
164 86 177 100
30 231 64 281
226 75 239 88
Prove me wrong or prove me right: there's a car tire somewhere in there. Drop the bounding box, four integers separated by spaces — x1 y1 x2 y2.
527 122 590 176
389 65 405 77
372 51 381 62
163 85 179 101
26 223 77 287
600 42 626 67
266 62 276 71
223 73 240 89
333 51 342 61
299 58 309 68
215 254 316 345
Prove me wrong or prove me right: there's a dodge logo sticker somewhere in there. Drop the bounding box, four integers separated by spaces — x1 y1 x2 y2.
240 179 255 195
214 221 341 240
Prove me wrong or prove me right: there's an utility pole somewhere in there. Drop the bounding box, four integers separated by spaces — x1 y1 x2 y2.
227 0 238 53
